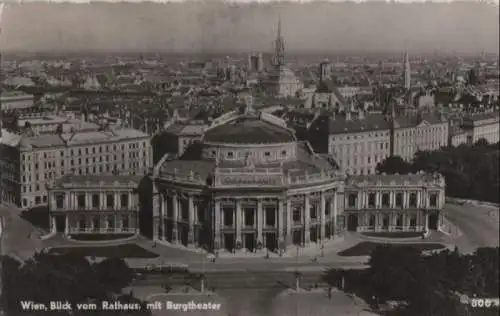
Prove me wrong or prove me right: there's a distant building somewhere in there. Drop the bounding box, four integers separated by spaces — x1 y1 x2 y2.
308 109 448 175
47 175 141 236
0 92 35 111
263 18 303 98
461 110 499 145
0 122 151 208
152 121 207 162
344 173 445 232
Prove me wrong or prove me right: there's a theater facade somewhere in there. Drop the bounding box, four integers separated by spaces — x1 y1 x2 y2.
151 105 446 254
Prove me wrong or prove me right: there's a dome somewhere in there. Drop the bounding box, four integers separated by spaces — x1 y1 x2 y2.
203 115 295 144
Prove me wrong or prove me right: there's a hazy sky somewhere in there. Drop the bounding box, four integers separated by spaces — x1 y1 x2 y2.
1 2 498 53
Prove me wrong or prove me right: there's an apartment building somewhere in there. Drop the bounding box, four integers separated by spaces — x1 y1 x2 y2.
0 123 152 209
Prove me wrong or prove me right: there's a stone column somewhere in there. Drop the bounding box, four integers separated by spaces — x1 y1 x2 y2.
235 199 242 250
152 190 160 240
160 193 166 240
257 199 263 247
172 193 179 243
214 199 221 251
424 211 429 231
332 192 338 236
187 195 195 247
319 192 326 240
390 191 395 209
86 194 91 210
51 215 56 233
64 193 70 209
64 215 69 235
100 193 104 209
417 191 422 209
114 192 119 210
304 195 311 245
286 199 292 246
278 199 284 245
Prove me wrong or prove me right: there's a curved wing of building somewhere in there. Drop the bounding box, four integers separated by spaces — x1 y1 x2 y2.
152 106 344 254
151 104 446 255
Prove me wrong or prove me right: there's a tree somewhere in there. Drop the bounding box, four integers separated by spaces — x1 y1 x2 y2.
94 257 134 293
1 253 151 316
376 156 412 175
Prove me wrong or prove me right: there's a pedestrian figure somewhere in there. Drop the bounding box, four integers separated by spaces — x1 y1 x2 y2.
153 241 157 248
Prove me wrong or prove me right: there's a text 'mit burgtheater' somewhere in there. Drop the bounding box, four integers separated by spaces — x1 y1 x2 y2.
150 103 445 254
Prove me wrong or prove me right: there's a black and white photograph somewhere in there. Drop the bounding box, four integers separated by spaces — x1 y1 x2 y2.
0 1 499 315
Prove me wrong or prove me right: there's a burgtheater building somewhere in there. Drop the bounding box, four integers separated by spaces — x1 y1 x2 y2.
151 103 446 254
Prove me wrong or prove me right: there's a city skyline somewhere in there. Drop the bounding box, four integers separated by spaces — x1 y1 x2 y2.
0 2 498 54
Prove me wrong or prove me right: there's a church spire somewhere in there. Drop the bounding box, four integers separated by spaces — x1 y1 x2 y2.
273 16 285 67
404 49 411 91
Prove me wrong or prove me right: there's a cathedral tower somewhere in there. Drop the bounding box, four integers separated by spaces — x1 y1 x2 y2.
403 49 411 91
272 17 285 68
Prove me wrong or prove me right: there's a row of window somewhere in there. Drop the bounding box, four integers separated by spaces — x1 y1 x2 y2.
55 193 132 209
331 126 447 143
346 192 439 208
217 149 289 160
364 213 418 228
22 161 147 185
73 215 132 230
332 142 390 153
331 131 389 142
21 141 149 161
22 195 47 207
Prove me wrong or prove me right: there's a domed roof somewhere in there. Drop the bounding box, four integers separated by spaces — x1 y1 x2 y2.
203 115 295 144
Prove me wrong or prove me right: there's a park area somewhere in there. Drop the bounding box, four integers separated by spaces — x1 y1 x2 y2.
47 243 159 258
338 241 447 257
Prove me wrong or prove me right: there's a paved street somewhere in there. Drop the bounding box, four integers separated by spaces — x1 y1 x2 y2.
443 203 500 253
0 203 43 260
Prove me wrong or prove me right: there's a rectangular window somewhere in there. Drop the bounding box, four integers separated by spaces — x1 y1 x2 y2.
78 194 86 209
265 207 276 226
106 194 114 209
368 193 376 207
92 194 100 208
121 194 129 209
223 207 234 226
244 208 255 227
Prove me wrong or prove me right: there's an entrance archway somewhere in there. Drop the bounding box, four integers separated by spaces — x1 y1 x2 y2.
55 215 66 233
265 232 277 251
245 233 255 252
347 214 358 231
428 213 439 230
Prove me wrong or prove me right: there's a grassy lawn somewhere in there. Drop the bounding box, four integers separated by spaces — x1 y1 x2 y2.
48 244 159 258
361 232 422 238
338 242 446 257
70 234 135 241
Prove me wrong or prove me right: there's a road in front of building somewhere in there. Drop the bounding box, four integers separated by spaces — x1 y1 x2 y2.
0 203 43 260
443 203 500 253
